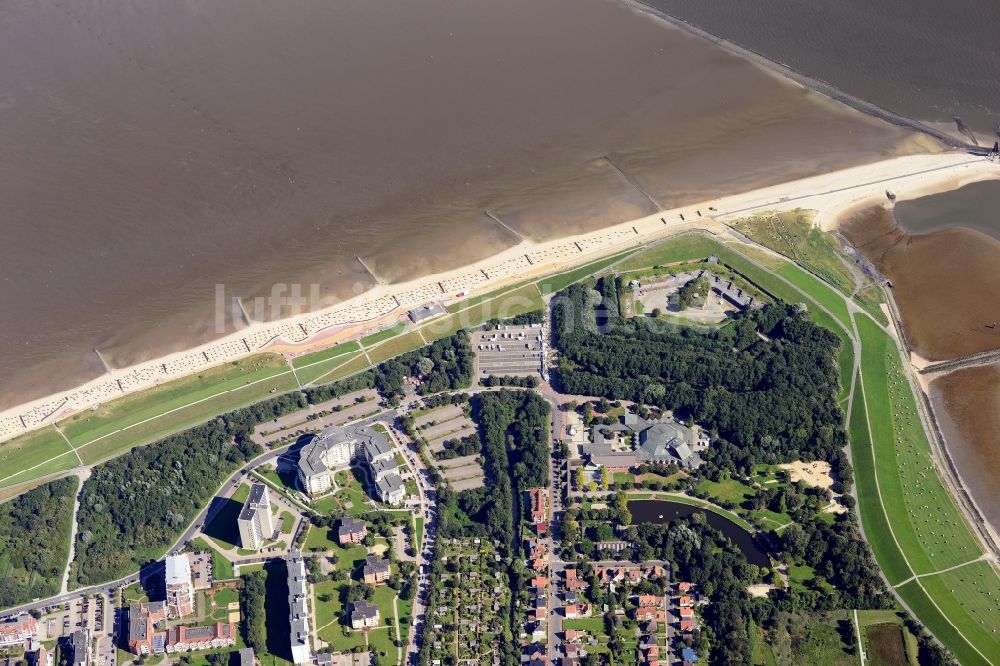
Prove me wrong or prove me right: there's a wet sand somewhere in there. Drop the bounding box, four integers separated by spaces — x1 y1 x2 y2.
0 0 920 409
840 206 1000 361
930 364 1000 533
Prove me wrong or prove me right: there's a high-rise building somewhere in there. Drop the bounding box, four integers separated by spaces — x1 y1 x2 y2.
165 554 195 618
237 483 274 551
286 552 312 665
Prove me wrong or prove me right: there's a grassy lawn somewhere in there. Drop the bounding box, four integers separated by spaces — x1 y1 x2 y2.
786 612 857 666
426 284 544 341
279 511 294 534
214 587 238 606
367 627 399 665
291 341 361 369
313 579 367 652
62 354 289 445
851 313 1000 662
362 323 407 348
562 617 606 633
295 350 364 386
414 517 424 552
775 263 852 331
855 314 981 573
366 330 426 365
537 250 635 295
617 233 727 272
64 355 298 465
312 352 374 386
915 561 1000 657
696 477 753 505
895 581 990 666
0 427 76 486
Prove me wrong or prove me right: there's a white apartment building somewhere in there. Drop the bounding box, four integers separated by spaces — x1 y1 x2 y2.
237 483 274 551
165 554 195 618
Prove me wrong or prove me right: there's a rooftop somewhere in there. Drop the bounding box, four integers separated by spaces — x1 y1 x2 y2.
164 554 191 586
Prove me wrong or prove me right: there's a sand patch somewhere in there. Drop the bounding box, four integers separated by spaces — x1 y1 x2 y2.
747 584 773 598
371 543 388 557
779 460 834 489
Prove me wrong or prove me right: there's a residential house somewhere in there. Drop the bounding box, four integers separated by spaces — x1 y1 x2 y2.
350 601 379 630
362 556 390 584
337 517 367 545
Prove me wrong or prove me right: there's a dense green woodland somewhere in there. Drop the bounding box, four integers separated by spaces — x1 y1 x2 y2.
0 476 77 607
554 283 846 467
73 417 262 585
305 331 473 405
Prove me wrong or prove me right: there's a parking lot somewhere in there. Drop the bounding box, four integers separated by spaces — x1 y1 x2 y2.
472 325 544 378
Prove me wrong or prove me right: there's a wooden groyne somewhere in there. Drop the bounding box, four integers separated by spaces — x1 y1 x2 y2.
919 348 1000 375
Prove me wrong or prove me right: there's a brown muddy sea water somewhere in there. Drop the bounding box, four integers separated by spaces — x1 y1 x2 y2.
840 205 1000 362
0 0 918 409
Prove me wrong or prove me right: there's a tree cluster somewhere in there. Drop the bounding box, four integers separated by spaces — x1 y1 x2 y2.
0 476 77 607
239 571 267 653
73 415 263 585
553 283 846 466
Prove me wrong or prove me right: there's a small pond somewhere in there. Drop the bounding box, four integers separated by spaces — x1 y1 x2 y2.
629 499 770 567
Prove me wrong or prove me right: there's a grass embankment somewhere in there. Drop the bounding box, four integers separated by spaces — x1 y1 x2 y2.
362 323 407 348
852 313 1000 664
292 341 362 385
0 427 77 487
59 354 297 465
537 250 635 295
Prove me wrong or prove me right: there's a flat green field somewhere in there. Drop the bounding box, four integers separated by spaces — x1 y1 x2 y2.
366 330 427 365
916 561 1000 657
295 350 364 386
58 354 296 465
855 314 980 573
895 581 991 666
0 427 77 486
292 341 361 369
775 263 853 331
852 312 1000 663
362 323 407 348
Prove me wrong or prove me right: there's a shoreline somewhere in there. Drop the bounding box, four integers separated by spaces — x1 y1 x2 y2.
832 191 1000 551
1 150 996 445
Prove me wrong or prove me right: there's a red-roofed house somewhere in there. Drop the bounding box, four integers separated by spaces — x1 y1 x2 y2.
678 582 693 593
637 595 662 607
0 615 36 647
678 595 693 607
528 488 548 531
564 629 586 643
679 606 694 619
679 619 694 633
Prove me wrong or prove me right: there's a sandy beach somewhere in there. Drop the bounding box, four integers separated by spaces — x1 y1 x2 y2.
1 150 996 445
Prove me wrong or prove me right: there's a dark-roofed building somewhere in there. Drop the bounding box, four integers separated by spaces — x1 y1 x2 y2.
67 630 89 666
337 517 367 545
127 602 167 655
408 303 446 324
363 556 390 584
239 647 255 666
350 601 379 630
374 473 405 506
587 415 708 471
